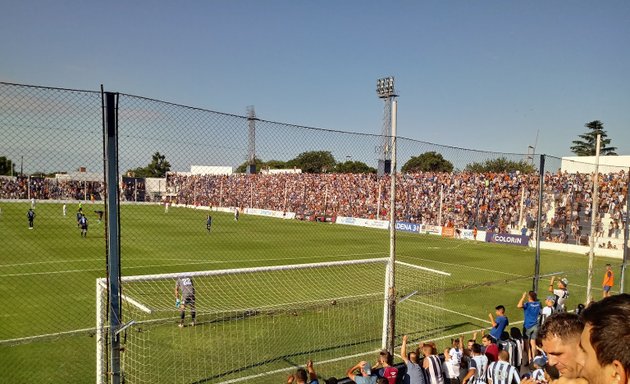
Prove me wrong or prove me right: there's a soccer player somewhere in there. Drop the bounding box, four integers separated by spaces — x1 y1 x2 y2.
576 294 630 384
487 350 520 384
489 305 509 342
27 208 35 229
602 264 614 298
175 276 196 327
206 214 212 232
518 291 541 365
234 207 239 221
79 213 88 238
62 203 67 217
539 312 584 379
95 210 104 223
76 208 83 228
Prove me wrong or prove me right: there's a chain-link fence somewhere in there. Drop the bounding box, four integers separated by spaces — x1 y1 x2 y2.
1 81 628 383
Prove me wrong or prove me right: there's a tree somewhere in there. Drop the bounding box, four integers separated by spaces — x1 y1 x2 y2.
464 157 536 174
286 151 336 173
128 152 171 178
401 152 454 173
334 160 376 174
0 156 16 176
570 120 617 156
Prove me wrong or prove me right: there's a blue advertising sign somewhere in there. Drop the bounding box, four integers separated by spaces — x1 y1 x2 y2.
485 232 529 247
395 222 420 233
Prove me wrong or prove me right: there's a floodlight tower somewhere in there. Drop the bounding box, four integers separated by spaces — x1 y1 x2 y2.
246 106 257 175
376 77 397 177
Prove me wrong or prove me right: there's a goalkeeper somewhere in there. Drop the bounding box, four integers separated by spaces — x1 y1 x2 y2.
175 277 196 328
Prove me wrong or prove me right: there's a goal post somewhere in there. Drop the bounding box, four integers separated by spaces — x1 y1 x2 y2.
96 258 449 383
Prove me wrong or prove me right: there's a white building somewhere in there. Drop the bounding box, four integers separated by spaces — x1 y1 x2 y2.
561 156 630 174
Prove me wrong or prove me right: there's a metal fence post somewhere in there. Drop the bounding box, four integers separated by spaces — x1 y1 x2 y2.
103 91 122 384
533 154 545 293
621 168 629 293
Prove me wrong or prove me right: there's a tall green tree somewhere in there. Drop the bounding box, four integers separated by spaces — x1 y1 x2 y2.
128 152 171 178
334 160 376 174
401 152 454 173
570 120 617 156
0 156 16 176
464 157 536 174
286 151 336 173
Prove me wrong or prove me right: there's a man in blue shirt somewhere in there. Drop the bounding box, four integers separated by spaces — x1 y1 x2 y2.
488 305 508 342
517 291 541 366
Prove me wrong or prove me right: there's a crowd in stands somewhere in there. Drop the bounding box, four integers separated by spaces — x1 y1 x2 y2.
165 170 627 242
0 176 103 201
285 293 630 384
1 170 627 241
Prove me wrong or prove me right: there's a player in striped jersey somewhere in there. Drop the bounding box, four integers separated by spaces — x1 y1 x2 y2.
487 351 520 384
422 342 445 384
463 344 489 384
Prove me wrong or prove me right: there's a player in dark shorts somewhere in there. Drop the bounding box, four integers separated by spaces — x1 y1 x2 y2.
76 209 83 228
27 208 35 229
175 277 196 327
206 215 212 233
79 214 88 238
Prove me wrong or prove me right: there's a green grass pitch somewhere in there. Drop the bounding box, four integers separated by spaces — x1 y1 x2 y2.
0 202 624 383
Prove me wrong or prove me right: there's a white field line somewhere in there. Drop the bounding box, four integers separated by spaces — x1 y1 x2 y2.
409 256 525 277
0 252 387 278
0 259 101 268
408 299 492 324
0 326 97 345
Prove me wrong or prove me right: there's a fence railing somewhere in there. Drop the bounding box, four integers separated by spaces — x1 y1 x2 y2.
1 81 628 383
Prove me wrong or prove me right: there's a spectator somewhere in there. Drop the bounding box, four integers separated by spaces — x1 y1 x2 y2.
539 312 584 379
401 335 427 384
462 343 489 384
373 350 398 384
287 360 318 384
347 360 376 384
487 350 520 384
548 277 569 312
481 334 499 363
489 305 509 342
518 291 541 365
576 294 630 384
422 341 445 384
539 296 556 326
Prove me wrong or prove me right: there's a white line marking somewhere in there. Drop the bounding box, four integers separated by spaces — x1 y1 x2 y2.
408 299 491 324
0 252 387 278
407 256 525 277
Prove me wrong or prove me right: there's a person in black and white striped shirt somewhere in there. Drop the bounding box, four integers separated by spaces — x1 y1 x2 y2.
462 344 488 384
487 351 520 384
422 342 445 384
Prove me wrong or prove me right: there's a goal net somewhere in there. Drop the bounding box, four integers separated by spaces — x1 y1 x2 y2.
96 259 448 384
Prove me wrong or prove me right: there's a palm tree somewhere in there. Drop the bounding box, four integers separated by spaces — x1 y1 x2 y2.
570 120 617 156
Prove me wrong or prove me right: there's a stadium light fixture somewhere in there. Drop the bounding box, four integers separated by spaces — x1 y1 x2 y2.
376 76 397 98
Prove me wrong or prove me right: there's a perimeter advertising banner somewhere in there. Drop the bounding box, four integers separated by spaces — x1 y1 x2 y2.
485 232 529 247
423 225 442 236
395 222 421 233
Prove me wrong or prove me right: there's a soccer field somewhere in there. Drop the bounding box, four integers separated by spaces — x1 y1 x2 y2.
0 202 624 383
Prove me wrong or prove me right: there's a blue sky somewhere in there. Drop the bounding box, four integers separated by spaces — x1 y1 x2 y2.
2 1 629 158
